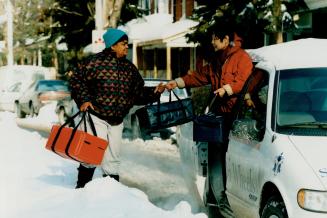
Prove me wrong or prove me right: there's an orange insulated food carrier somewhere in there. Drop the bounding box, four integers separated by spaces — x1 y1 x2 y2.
46 111 108 165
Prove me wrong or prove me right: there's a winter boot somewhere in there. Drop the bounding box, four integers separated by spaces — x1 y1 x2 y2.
103 174 119 182
75 164 96 189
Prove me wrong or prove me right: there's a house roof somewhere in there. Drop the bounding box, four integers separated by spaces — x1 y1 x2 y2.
121 13 198 48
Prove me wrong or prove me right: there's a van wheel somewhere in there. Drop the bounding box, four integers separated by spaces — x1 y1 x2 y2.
15 103 25 118
261 196 288 218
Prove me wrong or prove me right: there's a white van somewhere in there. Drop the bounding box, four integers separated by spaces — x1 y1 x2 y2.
177 38 327 218
0 65 55 112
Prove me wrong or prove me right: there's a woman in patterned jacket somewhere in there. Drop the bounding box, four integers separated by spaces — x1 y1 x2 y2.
70 28 165 188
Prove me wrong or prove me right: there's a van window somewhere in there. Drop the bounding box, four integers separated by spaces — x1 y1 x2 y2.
276 67 327 136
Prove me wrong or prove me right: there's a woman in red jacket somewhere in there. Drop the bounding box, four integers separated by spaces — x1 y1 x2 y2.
166 25 253 216
166 30 252 112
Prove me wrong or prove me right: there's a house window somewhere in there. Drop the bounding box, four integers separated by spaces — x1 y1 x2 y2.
173 0 194 21
138 0 150 10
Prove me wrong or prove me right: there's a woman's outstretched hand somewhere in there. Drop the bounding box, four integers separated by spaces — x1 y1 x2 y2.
154 82 166 94
165 80 177 90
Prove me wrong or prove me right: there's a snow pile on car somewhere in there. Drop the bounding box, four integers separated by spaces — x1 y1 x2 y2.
248 38 327 70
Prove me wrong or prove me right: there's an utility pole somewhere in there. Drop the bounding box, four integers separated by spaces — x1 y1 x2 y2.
6 0 13 65
92 0 105 53
95 0 104 30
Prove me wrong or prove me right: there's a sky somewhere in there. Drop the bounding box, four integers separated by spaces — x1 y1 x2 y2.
0 105 207 218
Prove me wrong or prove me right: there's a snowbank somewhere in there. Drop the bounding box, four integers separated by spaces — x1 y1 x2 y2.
0 111 206 218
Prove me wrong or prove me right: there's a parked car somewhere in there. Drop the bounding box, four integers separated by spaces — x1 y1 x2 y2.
123 78 189 140
15 80 70 118
0 65 54 112
55 97 78 125
177 38 327 218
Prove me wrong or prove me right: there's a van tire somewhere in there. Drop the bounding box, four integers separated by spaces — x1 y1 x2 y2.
15 103 25 118
261 196 288 218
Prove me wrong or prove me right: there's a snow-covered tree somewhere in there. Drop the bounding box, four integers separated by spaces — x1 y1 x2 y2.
187 0 298 49
12 0 55 64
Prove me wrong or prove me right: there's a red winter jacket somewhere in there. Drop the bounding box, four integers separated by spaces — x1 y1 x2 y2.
177 46 253 112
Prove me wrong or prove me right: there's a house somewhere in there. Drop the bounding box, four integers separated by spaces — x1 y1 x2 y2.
292 0 327 40
122 0 198 80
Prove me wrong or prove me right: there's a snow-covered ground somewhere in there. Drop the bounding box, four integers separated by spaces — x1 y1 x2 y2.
0 104 206 218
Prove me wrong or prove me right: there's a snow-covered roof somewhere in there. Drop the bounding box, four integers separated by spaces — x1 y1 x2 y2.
121 13 198 48
121 13 173 41
248 38 327 70
165 34 196 48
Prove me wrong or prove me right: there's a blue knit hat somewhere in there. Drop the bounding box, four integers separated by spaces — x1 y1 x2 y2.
103 28 127 48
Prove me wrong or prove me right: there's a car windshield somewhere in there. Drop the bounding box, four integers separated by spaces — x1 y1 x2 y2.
276 68 327 128
162 88 185 97
7 82 22 92
36 80 69 92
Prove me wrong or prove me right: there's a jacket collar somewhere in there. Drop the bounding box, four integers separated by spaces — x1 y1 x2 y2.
220 45 241 63
103 48 116 58
102 48 127 61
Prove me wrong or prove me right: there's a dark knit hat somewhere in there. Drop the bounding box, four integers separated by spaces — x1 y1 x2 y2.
103 28 127 48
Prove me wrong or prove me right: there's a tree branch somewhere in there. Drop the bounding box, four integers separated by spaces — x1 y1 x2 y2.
56 7 83 17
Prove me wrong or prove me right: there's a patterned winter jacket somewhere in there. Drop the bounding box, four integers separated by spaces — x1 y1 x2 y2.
176 45 253 112
69 49 160 125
